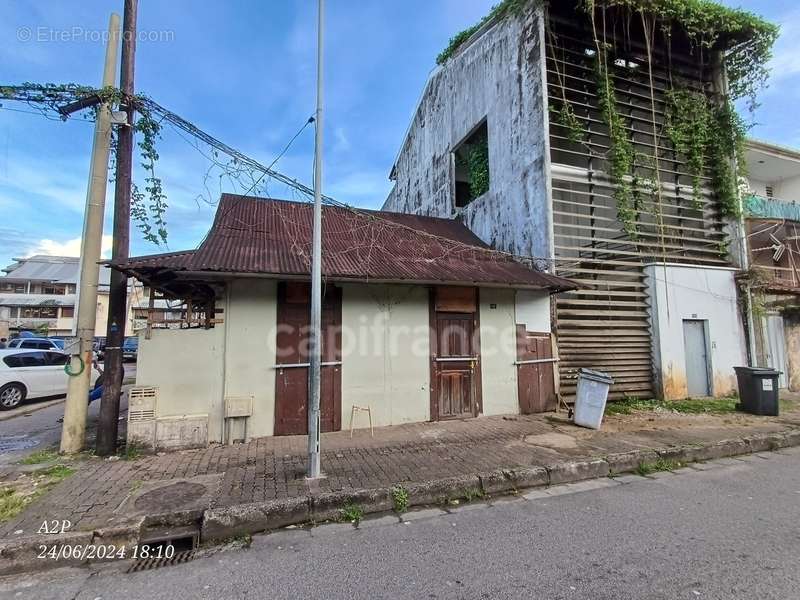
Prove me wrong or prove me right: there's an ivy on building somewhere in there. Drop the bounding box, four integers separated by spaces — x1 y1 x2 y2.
435 0 777 233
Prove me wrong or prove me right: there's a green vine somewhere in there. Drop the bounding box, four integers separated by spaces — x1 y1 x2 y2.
664 89 746 217
595 58 638 237
0 83 168 245
549 100 584 144
439 1 777 114
436 0 531 65
455 131 490 200
664 89 711 209
467 136 490 199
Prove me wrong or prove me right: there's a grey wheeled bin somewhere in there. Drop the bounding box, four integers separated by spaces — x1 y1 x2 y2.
734 366 780 416
573 368 615 430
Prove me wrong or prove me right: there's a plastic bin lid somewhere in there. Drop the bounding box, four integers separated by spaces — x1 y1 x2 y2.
578 368 615 385
734 366 780 375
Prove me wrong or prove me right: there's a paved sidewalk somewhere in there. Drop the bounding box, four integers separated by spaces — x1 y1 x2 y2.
2 396 799 541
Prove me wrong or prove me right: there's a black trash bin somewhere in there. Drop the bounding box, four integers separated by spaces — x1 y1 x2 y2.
733 367 781 416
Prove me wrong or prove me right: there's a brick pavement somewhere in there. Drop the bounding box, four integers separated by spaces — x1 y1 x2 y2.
2 405 799 538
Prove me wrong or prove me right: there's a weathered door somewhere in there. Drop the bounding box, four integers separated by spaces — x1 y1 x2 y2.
430 287 481 420
274 282 342 436
765 314 788 389
516 327 557 413
683 319 710 397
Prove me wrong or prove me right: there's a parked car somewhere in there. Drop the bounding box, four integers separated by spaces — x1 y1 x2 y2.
8 337 65 351
0 349 100 410
122 336 138 362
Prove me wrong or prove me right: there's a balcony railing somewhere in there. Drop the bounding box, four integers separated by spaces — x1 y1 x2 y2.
744 195 800 221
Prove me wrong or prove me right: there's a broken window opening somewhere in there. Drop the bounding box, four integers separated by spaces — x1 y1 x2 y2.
453 120 490 209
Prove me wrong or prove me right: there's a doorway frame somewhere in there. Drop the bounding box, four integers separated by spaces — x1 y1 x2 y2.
428 287 482 421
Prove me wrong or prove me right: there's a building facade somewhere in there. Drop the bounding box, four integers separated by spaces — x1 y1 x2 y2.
0 254 149 339
743 139 800 391
112 195 575 450
383 2 754 402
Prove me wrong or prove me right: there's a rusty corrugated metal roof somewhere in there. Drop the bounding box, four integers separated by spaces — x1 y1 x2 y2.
112 195 576 291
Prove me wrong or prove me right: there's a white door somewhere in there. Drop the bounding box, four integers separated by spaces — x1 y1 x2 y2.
764 314 789 389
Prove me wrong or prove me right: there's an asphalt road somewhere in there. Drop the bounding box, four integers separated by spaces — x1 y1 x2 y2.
0 364 135 464
3 448 799 600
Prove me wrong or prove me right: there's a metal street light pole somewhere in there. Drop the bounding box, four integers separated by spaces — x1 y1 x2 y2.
307 0 325 479
60 13 120 454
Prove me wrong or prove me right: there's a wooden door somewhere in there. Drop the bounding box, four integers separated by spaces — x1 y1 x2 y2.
516 327 557 414
430 287 481 421
275 282 342 436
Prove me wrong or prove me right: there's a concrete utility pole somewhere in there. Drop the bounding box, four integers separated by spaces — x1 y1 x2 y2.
307 0 325 479
60 13 120 454
97 0 138 456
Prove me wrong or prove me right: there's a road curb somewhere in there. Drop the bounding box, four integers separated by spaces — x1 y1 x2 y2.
2 427 799 576
0 398 65 422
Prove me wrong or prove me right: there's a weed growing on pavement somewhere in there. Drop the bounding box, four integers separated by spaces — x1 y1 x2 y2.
120 439 147 461
391 485 409 513
338 503 364 525
0 488 26 522
606 397 739 416
463 488 485 503
0 464 75 523
636 458 683 476
35 464 74 482
18 448 59 465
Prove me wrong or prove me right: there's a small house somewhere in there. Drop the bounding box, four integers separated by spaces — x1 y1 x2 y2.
110 194 575 450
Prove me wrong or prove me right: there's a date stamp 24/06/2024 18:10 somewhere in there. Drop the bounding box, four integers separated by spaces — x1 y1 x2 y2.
36 519 176 562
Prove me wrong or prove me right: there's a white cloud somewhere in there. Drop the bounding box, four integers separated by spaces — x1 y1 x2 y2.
765 10 800 85
26 235 113 259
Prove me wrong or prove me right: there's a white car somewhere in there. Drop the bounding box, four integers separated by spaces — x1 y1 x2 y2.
0 349 100 410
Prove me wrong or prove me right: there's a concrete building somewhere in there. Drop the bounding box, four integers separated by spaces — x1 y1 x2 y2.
383 1 755 401
109 194 575 450
0 254 152 339
743 139 800 391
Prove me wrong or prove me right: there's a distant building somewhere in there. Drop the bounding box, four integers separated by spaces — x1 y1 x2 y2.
0 255 151 338
743 140 800 390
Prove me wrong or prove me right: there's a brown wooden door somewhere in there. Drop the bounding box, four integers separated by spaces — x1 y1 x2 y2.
516 326 556 414
433 312 478 420
274 282 342 436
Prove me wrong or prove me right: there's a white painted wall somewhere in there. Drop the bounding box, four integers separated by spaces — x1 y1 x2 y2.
223 279 278 440
644 265 746 400
514 290 550 332
340 284 430 429
136 325 225 439
479 288 519 416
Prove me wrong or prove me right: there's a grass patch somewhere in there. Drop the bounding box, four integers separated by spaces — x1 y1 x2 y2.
636 458 683 476
120 439 147 461
338 503 363 525
0 488 27 522
391 485 409 513
0 464 75 523
463 487 485 503
606 396 738 416
36 464 74 481
18 448 59 465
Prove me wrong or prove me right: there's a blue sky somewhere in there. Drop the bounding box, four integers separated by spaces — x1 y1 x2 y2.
1 0 798 268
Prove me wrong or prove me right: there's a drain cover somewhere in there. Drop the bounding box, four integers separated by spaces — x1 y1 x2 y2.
133 481 207 512
0 436 41 453
127 549 196 573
